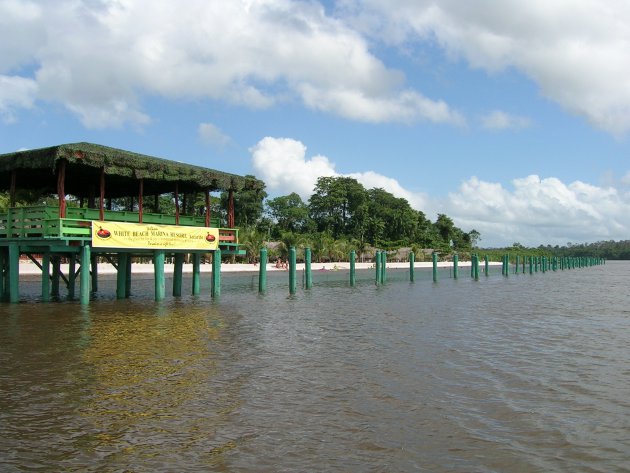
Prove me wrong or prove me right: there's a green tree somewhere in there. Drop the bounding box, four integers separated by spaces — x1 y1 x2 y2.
221 175 267 227
266 192 313 234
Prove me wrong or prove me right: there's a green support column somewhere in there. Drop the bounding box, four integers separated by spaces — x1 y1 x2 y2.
192 253 201 296
350 250 356 287
305 247 312 289
80 245 91 305
484 254 489 276
473 254 479 280
68 254 76 300
515 255 519 275
125 254 132 298
259 248 267 294
211 249 221 298
8 243 20 303
51 255 61 300
154 250 166 301
90 254 98 292
409 251 415 283
375 251 381 285
432 252 438 283
288 246 297 295
453 253 459 279
117 253 128 300
173 253 184 297
380 251 387 284
542 256 546 273
41 252 51 302
0 249 6 301
529 256 533 274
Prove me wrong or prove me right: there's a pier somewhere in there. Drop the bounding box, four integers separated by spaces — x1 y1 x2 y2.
0 142 263 304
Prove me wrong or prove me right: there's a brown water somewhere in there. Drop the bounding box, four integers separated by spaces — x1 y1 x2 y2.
1 263 629 472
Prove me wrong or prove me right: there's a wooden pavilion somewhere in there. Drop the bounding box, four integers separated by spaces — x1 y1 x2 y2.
0 142 264 304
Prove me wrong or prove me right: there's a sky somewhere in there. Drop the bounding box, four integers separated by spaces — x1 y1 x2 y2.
2 0 630 247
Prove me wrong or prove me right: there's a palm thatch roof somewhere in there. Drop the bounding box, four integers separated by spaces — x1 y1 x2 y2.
0 142 263 198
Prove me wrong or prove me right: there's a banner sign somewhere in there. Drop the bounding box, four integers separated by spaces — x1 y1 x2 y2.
92 221 220 251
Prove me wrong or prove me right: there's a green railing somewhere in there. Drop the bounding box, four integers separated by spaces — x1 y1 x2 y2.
0 205 239 248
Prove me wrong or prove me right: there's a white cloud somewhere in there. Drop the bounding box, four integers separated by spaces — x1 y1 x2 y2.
338 0 630 136
481 110 531 130
442 175 630 246
250 136 428 207
198 122 231 148
0 0 462 128
0 75 37 123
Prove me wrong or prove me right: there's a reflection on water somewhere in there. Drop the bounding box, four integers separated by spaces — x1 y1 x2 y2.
1 263 629 472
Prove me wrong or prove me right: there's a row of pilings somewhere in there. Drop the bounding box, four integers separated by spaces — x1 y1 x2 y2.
257 248 605 295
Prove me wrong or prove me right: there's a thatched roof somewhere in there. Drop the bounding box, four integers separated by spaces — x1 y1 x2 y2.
0 142 263 198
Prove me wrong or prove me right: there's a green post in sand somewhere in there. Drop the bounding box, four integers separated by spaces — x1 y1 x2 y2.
211 249 221 298
259 247 267 293
350 250 356 287
288 246 296 295
409 251 415 283
375 251 381 285
432 252 438 283
453 253 459 279
304 247 312 289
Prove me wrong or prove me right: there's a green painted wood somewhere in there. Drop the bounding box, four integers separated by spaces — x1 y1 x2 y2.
41 253 50 303
305 247 312 289
350 250 356 286
80 245 91 305
0 249 6 301
453 254 458 279
380 251 386 283
409 251 414 283
258 248 267 294
375 251 382 285
154 250 166 301
173 253 184 297
117 253 128 299
211 249 221 298
192 253 201 296
125 255 132 298
289 247 297 295
8 243 19 303
432 252 438 283
484 254 489 276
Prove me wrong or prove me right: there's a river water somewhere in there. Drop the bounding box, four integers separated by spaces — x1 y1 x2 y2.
1 262 628 472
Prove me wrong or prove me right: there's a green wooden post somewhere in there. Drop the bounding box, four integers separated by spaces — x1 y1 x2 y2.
211 249 221 298
173 253 184 297
350 250 356 287
259 248 267 293
0 249 6 301
432 252 438 283
453 253 459 279
409 251 415 283
90 254 98 293
515 255 519 275
305 247 312 289
117 253 128 300
289 246 297 295
80 244 91 305
484 254 489 276
8 243 19 303
125 254 132 298
41 252 51 302
474 254 479 280
192 253 201 296
375 251 381 285
51 255 60 300
542 256 546 273
154 250 166 301
380 251 387 284
68 254 76 300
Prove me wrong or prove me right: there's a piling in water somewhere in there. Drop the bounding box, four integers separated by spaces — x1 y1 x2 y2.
289 246 296 295
259 248 267 293
432 252 438 283
304 247 312 289
350 250 356 287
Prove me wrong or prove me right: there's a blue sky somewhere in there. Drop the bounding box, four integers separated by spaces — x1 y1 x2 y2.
2 0 630 246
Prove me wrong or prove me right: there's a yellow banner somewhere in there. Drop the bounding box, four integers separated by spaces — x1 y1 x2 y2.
92 221 220 251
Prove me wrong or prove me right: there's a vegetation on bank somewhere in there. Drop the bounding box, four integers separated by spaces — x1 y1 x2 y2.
2 175 626 261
